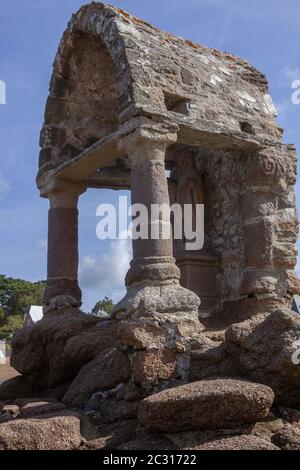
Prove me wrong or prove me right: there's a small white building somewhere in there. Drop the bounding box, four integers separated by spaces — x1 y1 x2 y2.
0 340 6 365
24 306 43 327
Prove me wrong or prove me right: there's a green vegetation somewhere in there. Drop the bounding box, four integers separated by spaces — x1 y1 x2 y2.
0 275 116 338
0 275 45 340
91 297 114 316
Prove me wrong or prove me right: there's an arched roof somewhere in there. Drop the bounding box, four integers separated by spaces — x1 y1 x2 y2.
38 2 282 185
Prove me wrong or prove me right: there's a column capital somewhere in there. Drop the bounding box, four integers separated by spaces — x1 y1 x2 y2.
40 178 87 208
118 122 178 163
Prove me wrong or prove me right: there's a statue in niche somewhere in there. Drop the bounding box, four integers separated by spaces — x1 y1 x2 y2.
173 152 204 253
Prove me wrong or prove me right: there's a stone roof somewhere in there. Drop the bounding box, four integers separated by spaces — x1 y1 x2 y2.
38 2 283 187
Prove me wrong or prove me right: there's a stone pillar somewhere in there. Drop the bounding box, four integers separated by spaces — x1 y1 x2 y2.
114 122 201 319
125 124 181 287
241 146 299 306
43 180 86 312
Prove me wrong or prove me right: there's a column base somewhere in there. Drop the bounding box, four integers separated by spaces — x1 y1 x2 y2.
125 256 181 285
113 282 201 327
44 278 82 313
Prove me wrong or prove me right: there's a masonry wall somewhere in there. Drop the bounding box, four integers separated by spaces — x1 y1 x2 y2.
195 143 299 321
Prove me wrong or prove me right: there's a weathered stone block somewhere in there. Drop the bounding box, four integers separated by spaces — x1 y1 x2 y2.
44 96 67 125
244 219 273 267
0 412 81 450
241 192 278 219
225 308 300 405
118 320 169 349
63 347 131 408
240 269 278 296
181 67 194 85
285 270 300 295
132 348 178 385
10 309 118 388
273 243 297 268
138 379 274 432
39 126 66 149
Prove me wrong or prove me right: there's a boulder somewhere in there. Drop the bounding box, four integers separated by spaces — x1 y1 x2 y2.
63 348 131 408
225 308 300 405
0 376 34 401
275 406 300 427
0 411 81 450
132 348 179 385
0 403 20 423
10 308 118 388
118 319 170 349
0 399 67 423
85 395 139 423
251 417 284 441
272 424 300 450
19 400 66 418
138 378 274 433
192 434 279 450
120 432 279 450
80 418 137 450
119 436 174 450
0 375 70 402
189 335 239 381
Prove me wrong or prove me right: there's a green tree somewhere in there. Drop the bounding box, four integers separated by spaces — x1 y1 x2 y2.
92 297 114 315
0 275 45 343
0 307 5 326
0 315 23 340
0 275 45 317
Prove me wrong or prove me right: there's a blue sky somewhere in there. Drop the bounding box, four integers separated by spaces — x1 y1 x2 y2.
0 0 300 311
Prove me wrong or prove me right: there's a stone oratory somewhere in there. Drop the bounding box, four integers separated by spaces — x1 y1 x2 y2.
35 0 300 392
37 2 298 326
2 3 300 450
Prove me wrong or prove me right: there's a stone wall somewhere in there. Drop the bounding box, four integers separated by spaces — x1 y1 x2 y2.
192 143 299 323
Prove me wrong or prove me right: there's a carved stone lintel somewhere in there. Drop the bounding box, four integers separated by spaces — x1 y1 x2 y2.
118 122 179 163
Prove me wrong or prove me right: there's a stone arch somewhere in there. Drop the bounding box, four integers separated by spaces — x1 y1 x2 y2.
39 3 134 174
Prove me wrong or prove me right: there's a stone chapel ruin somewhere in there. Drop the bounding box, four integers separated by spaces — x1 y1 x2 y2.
36 2 299 324
1 2 300 451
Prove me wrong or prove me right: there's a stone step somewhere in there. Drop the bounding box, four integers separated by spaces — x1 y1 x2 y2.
138 378 274 433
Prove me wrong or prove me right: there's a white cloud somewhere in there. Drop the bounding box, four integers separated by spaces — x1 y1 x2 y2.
0 173 10 199
79 237 132 311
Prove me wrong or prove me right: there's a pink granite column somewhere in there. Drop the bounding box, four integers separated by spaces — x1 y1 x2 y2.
122 123 181 286
43 181 86 312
